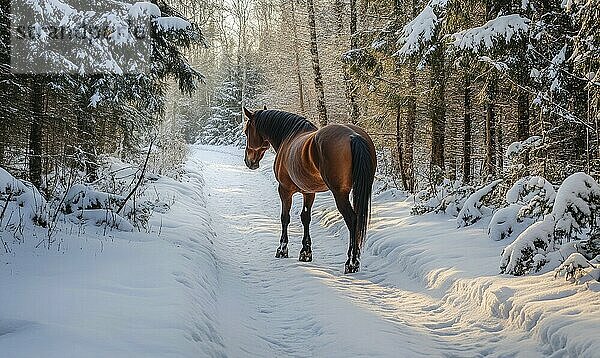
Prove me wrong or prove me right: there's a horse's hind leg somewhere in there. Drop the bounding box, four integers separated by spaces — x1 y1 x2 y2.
276 185 293 258
333 190 359 273
299 193 315 262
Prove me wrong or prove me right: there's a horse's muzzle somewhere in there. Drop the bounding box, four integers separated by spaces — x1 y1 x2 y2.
245 158 260 170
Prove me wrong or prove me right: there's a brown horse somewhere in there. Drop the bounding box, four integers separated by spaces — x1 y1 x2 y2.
242 107 376 273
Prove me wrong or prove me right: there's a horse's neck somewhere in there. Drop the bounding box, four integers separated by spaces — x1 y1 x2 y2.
261 128 314 153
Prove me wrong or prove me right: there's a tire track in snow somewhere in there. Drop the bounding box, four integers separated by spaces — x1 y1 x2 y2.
195 145 543 358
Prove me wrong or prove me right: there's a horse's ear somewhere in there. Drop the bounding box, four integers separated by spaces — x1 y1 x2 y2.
243 106 254 120
263 105 267 110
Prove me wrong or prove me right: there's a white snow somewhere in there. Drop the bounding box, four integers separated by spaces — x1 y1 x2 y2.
451 14 530 51
0 153 223 357
2 146 600 357
506 135 542 159
551 172 600 239
456 179 502 227
506 176 555 205
500 215 557 275
555 252 596 281
394 0 447 57
395 6 438 56
505 175 556 220
128 1 161 18
0 167 47 227
412 179 474 216
88 91 101 107
488 203 533 241
155 17 191 31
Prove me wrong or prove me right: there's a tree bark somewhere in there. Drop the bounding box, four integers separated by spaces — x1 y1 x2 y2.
404 65 416 192
485 77 497 178
346 0 360 124
429 44 446 173
484 1 498 178
0 117 5 166
517 89 530 141
463 70 472 184
76 109 97 181
290 0 305 114
400 0 416 192
306 0 328 126
497 116 503 172
29 78 44 189
396 103 409 190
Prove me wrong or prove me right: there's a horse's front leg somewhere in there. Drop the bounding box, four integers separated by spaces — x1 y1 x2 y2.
275 185 293 258
299 193 315 262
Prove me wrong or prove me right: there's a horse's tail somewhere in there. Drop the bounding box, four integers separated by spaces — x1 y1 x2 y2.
350 134 375 249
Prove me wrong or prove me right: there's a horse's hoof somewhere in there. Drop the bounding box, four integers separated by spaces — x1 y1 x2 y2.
275 247 288 258
299 250 312 262
344 260 360 274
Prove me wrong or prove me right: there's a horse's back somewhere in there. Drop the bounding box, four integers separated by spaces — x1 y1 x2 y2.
276 123 375 194
313 124 376 192
314 124 376 165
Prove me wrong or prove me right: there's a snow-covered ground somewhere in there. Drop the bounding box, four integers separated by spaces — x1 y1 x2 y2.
2 145 599 357
0 153 224 357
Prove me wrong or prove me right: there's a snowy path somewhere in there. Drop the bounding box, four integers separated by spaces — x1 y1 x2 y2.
195 146 544 358
2 145 595 357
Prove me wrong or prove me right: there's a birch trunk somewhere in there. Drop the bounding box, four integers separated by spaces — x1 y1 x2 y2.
306 0 328 126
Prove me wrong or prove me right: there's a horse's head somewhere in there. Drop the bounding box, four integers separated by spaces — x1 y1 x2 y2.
243 106 270 170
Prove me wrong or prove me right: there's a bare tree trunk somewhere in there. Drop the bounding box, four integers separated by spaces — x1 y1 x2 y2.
290 0 305 114
306 0 328 126
485 77 497 178
484 1 498 178
399 0 416 192
405 66 416 192
517 88 530 171
29 79 44 189
396 103 409 190
346 0 360 124
497 116 504 172
429 44 446 174
463 70 472 184
0 117 5 166
517 90 530 141
76 110 97 181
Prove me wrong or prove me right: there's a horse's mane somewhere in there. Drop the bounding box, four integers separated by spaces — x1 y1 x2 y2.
254 110 318 149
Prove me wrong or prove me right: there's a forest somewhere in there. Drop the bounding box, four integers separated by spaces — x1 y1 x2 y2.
1 0 600 356
1 0 599 195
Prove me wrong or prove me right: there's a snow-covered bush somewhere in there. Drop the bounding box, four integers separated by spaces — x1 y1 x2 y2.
583 229 600 259
63 184 127 214
505 136 543 162
506 176 556 218
0 167 47 228
500 172 600 276
500 216 556 275
62 183 152 232
551 172 600 242
62 184 132 231
411 179 474 216
456 179 502 227
437 184 475 216
554 252 599 282
488 176 556 242
505 136 543 180
488 204 534 241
